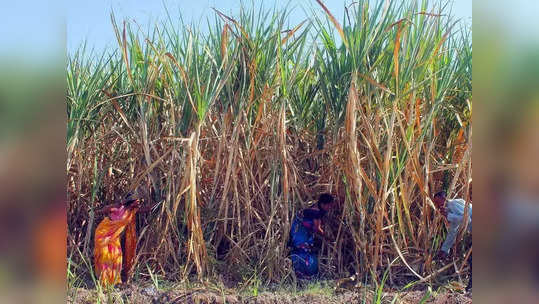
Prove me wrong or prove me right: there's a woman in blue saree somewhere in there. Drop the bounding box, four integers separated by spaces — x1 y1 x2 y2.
288 193 334 279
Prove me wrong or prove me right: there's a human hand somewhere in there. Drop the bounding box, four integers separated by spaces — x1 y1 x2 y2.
442 217 449 228
127 199 141 210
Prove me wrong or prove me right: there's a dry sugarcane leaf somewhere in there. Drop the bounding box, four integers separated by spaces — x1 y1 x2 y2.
281 20 307 45
316 0 348 50
221 24 230 60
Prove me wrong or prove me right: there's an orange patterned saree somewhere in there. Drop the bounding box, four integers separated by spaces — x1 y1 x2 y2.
94 205 138 287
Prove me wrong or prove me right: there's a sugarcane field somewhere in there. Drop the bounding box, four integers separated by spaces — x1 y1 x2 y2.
67 0 472 303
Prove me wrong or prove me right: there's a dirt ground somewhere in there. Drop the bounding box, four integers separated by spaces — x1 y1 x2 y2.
68 284 472 304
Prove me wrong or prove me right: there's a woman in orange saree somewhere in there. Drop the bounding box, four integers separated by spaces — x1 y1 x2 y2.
94 195 140 288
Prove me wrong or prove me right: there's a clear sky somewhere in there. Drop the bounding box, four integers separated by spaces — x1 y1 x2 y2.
67 0 472 55
0 1 64 61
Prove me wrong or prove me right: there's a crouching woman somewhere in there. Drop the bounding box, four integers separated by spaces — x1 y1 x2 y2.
93 193 142 288
288 193 334 279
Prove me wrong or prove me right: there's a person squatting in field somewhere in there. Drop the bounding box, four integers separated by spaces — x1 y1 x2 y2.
288 193 335 279
93 191 154 288
433 190 472 292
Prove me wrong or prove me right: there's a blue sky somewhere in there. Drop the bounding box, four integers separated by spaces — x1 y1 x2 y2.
67 0 472 55
0 1 64 61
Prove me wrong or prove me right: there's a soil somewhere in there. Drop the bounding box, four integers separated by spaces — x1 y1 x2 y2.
68 285 472 304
